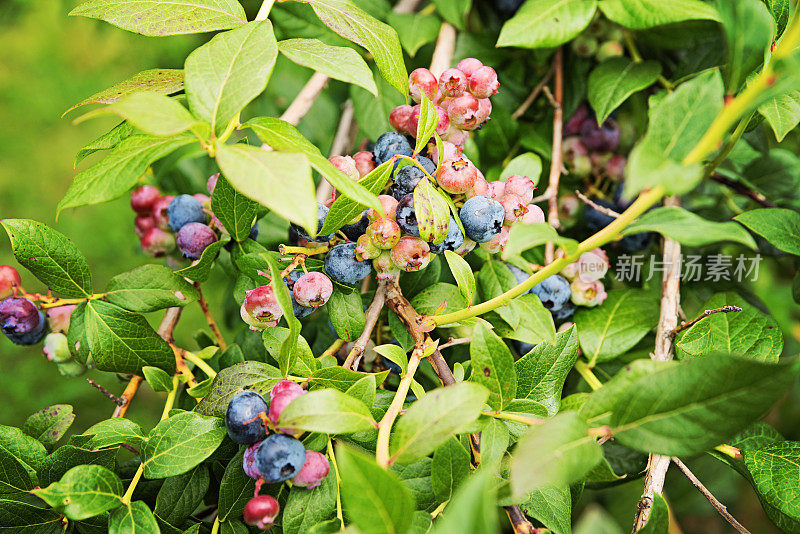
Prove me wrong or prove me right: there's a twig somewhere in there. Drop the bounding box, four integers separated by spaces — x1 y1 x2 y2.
317 100 357 203
504 506 537 534
280 72 330 127
512 66 554 120
544 48 564 264
710 174 776 208
195 284 227 350
111 376 143 419
671 305 742 335
671 458 751 534
438 336 472 350
87 379 125 406
343 279 389 370
320 338 345 359
576 190 621 218
633 196 682 531
429 22 458 77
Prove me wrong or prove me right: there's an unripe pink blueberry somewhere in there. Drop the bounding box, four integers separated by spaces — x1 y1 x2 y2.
271 379 303 400
193 193 211 206
430 140 462 164
437 158 478 194
176 222 217 260
367 195 399 222
269 380 306 425
488 180 506 201
522 204 546 224
329 155 359 181
291 450 330 488
0 265 21 299
504 175 536 204
353 151 376 177
479 225 510 253
241 286 283 331
407 104 450 137
467 174 490 198
559 193 581 219
151 195 175 230
456 57 483 77
564 104 590 136
293 272 333 308
468 66 499 99
207 173 219 194
447 93 480 129
558 321 574 333
373 250 401 280
443 125 468 147
408 68 438 103
243 495 280 530
561 248 609 282
390 237 431 272
500 194 529 224
355 234 382 261
390 104 414 133
367 218 402 249
562 137 591 177
243 441 262 480
43 333 71 363
140 228 176 257
46 305 76 334
570 279 607 307
134 215 156 238
605 154 626 181
472 98 493 128
439 68 468 98
130 185 160 214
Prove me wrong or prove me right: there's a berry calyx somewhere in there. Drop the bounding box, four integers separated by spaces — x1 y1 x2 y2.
439 68 468 97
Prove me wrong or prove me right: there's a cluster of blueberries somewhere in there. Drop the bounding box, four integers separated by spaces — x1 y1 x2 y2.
240 269 334 329
571 15 625 62
225 381 330 530
0 265 84 375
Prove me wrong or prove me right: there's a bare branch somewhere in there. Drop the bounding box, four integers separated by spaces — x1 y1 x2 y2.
429 22 458 77
710 173 776 208
671 305 742 335
672 457 752 534
343 279 389 370
576 190 621 218
439 336 472 350
504 506 537 534
195 283 226 350
512 66 554 120
87 379 125 406
544 48 564 264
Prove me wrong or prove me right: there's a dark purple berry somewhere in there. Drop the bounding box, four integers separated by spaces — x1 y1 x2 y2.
0 297 46 345
224 391 268 444
176 223 217 259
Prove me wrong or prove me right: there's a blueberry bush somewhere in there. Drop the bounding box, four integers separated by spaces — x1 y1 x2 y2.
2 0 800 532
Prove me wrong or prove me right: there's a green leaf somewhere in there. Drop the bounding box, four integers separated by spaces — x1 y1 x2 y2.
588 355 800 455
480 417 510 468
109 501 159 534
69 0 246 36
81 300 176 374
215 143 316 237
431 438 470 502
320 160 394 235
414 178 451 245
387 12 440 57
278 389 377 434
743 441 800 522
0 446 35 494
195 361 283 416
218 450 255 522
36 445 118 487
210 173 256 242
305 0 408 96
598 0 720 29
515 326 580 416
374 344 409 374
245 117 382 212
80 418 146 450
65 68 184 115
283 468 338 534
734 208 800 255
185 21 278 133
87 92 200 137
105 264 199 312
142 411 226 478
278 38 377 95
717 0 773 91
415 95 439 154
412 282 469 317
433 0 471 29
498 0 598 49
22 405 74 450
500 152 543 184
444 251 476 304
676 292 782 362
588 58 662 124
174 238 227 283
1 219 92 297
142 366 174 392
431 468 499 534
33 465 122 520
328 286 366 342
491 294 557 346
638 494 669 534
624 70 724 197
517 486 572 534
393 458 436 513
510 412 602 499
759 90 800 142
338 445 415 534
502 223 578 260
263 254 300 376
470 322 516 410
0 424 46 475
58 134 194 215
623 206 757 248
0 500 63 533
574 289 660 364
391 383 489 463
75 122 136 166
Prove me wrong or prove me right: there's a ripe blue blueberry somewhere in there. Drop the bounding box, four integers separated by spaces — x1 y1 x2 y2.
553 300 576 322
0 297 46 345
583 198 617 232
225 391 268 444
341 210 369 242
373 132 412 166
417 156 437 175
514 341 536 355
256 433 307 483
506 264 533 294
429 217 465 254
459 196 504 243
531 275 571 312
393 166 425 199
290 203 333 243
324 243 372 285
395 194 420 237
167 194 205 232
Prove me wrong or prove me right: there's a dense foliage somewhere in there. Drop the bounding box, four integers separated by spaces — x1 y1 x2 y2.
2 0 800 532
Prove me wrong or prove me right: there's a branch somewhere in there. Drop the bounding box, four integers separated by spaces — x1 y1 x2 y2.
429 22 458 77
512 66 554 120
195 283 227 350
544 48 564 264
710 174 776 208
633 196 682 531
576 190 621 218
671 458 752 534
438 336 472 350
343 279 389 370
671 305 742 335
280 72 330 127
376 349 422 467
504 506 538 534
87 379 125 406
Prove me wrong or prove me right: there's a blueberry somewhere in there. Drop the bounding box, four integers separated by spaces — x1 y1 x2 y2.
514 341 536 355
583 199 617 232
373 132 412 166
396 194 420 237
324 243 372 285
248 224 259 241
580 118 620 152
552 300 576 322
167 194 205 232
459 196 504 243
341 211 369 242
176 223 217 259
291 295 315 319
429 217 465 254
225 391 268 444
531 275 571 312
619 233 653 252
417 156 437 175
393 165 425 198
290 203 333 243
256 433 307 483
384 357 402 374
0 297 47 345
506 264 534 294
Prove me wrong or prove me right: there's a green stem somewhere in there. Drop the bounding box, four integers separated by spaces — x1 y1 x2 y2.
703 114 752 178
483 411 544 426
255 0 275 21
159 375 181 421
376 352 422 467
183 351 218 379
575 360 603 391
327 439 345 531
210 517 220 534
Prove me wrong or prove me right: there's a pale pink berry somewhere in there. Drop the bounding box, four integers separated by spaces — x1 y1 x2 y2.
329 155 359 181
500 194 529 224
355 234 382 261
206 173 219 194
606 154 626 181
373 250 401 280
390 237 431 272
367 195 399 222
407 104 450 137
140 228 176 257
569 248 609 282
291 450 330 488
390 104 414 133
151 195 174 230
409 68 438 103
439 68 468 98
558 321 574 333
130 185 160 214
240 286 283 331
559 194 580 219
243 442 262 480
430 140 462 164
467 174 490 198
472 98 492 129
488 180 506 201
479 225 510 254
468 66 499 99
443 125 468 147
456 58 483 77
505 175 535 203
293 272 333 308
570 279 607 307
437 158 478 194
193 193 211 205
353 151 376 177
367 218 402 249
271 379 303 400
522 204 546 224
447 93 480 129
565 104 590 136
269 380 306 424
562 137 591 177
46 305 76 334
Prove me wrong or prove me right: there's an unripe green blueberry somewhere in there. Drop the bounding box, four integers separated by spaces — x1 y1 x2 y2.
367 218 402 250
43 333 72 363
596 40 625 62
355 234 382 261
57 360 87 377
